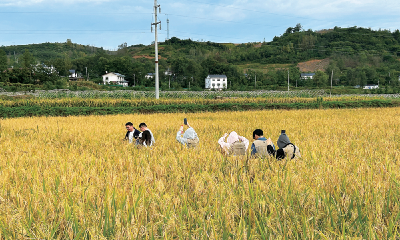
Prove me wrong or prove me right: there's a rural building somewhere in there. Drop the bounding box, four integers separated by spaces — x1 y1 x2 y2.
68 69 85 81
102 72 129 87
145 73 155 79
300 73 315 80
69 69 86 81
363 84 379 90
69 70 78 78
205 75 227 90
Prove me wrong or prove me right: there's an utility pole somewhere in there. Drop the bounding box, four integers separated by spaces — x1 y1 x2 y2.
288 69 290 91
167 17 170 40
330 70 333 97
255 73 257 89
152 0 161 99
133 73 136 86
85 67 88 81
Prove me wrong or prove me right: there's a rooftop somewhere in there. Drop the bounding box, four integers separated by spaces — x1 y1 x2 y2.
207 75 227 78
301 73 315 76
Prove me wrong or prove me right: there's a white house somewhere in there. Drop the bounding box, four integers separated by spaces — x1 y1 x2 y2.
145 73 155 79
205 75 227 90
363 84 379 90
300 73 315 80
69 69 85 81
102 72 129 87
69 69 79 78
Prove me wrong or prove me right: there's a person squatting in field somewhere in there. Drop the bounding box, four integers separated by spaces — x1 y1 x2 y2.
124 122 141 143
218 131 249 156
137 130 152 147
137 122 155 147
251 129 276 157
176 121 200 148
275 130 301 160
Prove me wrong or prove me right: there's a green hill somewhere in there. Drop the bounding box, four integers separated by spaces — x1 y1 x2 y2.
1 26 400 91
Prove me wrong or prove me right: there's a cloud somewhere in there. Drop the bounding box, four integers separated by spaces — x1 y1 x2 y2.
169 0 400 22
248 0 400 18
0 0 112 7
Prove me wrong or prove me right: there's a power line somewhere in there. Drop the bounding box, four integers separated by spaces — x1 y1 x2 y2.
179 0 327 22
165 30 260 42
163 13 281 28
0 11 153 15
0 30 150 35
0 30 149 32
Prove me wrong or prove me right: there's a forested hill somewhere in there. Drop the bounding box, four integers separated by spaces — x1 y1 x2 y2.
2 26 400 65
243 26 400 64
1 41 112 61
1 26 400 90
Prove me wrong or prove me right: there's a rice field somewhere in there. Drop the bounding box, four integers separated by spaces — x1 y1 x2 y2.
0 96 390 108
1 107 400 239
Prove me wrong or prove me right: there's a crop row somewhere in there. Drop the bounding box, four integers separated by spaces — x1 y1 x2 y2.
0 99 397 118
0 96 391 108
0 89 327 99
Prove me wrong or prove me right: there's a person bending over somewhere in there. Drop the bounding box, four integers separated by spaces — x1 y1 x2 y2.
137 130 152 148
137 123 155 146
275 130 301 160
176 122 199 148
218 131 249 156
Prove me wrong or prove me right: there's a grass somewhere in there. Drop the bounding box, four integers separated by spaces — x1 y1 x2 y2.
236 63 295 73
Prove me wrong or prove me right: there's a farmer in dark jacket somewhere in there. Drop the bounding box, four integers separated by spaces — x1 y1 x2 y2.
124 122 141 143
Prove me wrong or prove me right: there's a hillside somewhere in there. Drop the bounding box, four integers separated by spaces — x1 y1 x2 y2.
297 58 330 72
0 41 112 62
1 26 400 90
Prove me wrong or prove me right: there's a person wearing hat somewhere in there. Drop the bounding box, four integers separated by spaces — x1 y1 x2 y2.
218 131 249 156
275 130 301 160
176 121 199 148
277 130 291 149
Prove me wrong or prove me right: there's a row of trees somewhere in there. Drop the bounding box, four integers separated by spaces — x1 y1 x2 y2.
0 49 65 89
1 48 399 90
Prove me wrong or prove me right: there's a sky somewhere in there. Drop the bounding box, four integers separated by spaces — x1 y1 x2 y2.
0 0 399 50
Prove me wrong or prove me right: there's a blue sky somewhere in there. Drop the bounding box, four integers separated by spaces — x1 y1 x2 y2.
0 0 399 50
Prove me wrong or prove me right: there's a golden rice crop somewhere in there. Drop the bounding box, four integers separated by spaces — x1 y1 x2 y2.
0 107 400 239
0 96 388 108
